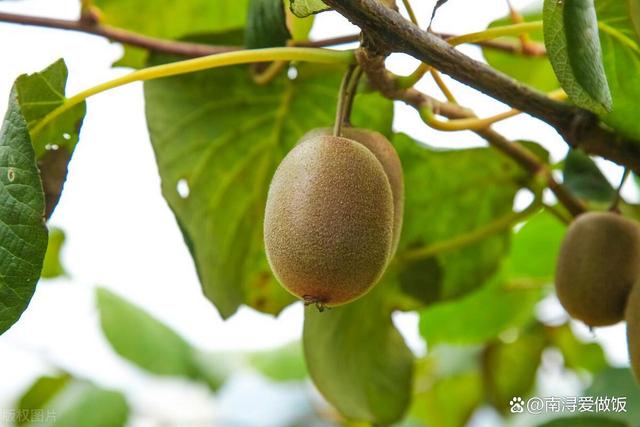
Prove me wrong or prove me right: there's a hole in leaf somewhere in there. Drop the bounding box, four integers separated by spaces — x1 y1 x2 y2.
176 179 190 198
7 168 15 182
287 66 298 80
62 133 71 141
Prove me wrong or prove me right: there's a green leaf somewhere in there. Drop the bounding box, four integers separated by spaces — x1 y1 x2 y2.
284 0 315 41
419 274 542 345
563 149 615 203
248 341 307 381
144 54 392 318
41 227 67 279
303 286 414 425
586 368 640 424
0 80 48 335
393 134 523 302
15 374 71 426
246 0 291 49
546 323 607 373
407 371 483 427
543 0 612 114
97 287 198 377
24 381 129 427
93 0 250 67
483 324 547 413
596 0 640 139
536 416 629 427
97 287 227 390
503 210 565 282
632 0 640 41
484 12 560 92
289 0 329 17
14 59 86 218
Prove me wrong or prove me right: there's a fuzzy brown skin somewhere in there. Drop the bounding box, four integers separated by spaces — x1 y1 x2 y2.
264 135 394 306
626 283 640 382
302 127 404 256
555 212 640 327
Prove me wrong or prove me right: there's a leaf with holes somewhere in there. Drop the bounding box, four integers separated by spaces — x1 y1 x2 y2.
144 53 392 318
14 59 86 219
543 0 612 114
0 83 48 335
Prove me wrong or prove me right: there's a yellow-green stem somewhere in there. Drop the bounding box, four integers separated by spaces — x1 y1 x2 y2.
400 198 542 261
31 47 354 138
447 21 542 46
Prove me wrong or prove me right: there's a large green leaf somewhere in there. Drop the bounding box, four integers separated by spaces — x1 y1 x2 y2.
303 286 414 425
24 381 129 427
544 0 612 114
484 12 560 92
96 288 226 390
144 56 392 318
0 81 48 335
246 0 291 49
248 341 307 381
596 0 640 139
14 59 86 218
393 134 524 303
483 324 547 413
93 0 250 67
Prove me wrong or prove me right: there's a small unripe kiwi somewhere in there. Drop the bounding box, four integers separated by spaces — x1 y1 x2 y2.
555 212 640 327
626 283 640 382
264 134 394 307
302 127 404 256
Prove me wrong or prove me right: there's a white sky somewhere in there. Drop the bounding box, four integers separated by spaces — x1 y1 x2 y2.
0 1 632 426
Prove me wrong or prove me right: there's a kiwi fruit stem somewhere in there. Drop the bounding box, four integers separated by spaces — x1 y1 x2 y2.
333 64 362 137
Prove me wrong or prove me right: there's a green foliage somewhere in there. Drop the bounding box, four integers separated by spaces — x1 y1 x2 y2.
546 323 607 373
482 324 547 412
586 368 640 424
41 227 66 279
246 0 291 49
248 341 307 381
563 149 615 203
484 12 560 92
144 52 392 318
394 134 524 301
289 0 329 18
22 380 129 427
14 59 85 218
543 0 612 114
96 288 226 390
536 416 629 427
303 285 414 425
93 0 250 67
16 374 71 426
595 0 640 139
0 74 48 335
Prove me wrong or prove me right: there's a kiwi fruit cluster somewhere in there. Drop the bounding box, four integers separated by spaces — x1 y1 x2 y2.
263 127 404 308
554 211 640 381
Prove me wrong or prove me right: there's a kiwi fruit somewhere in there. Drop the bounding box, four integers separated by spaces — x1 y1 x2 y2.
555 212 640 327
626 283 640 382
264 134 394 307
302 127 404 256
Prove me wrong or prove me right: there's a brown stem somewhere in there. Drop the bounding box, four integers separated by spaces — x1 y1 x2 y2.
323 0 640 176
357 49 586 216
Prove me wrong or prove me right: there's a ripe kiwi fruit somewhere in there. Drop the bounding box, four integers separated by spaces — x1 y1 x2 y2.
555 212 640 327
302 127 404 256
264 134 394 307
626 283 640 382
